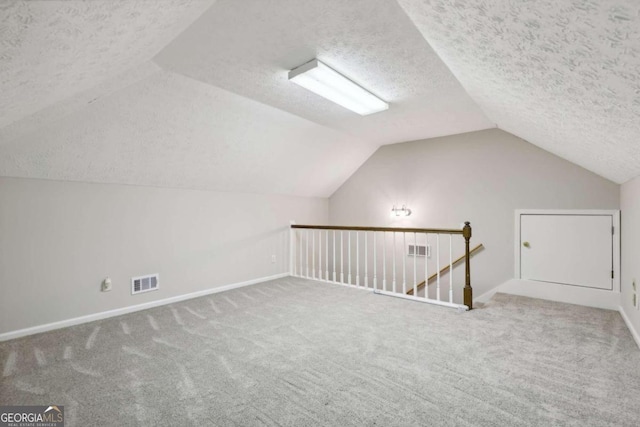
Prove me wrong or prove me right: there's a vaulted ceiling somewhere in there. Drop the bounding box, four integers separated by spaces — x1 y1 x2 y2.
397 0 640 184
0 0 638 196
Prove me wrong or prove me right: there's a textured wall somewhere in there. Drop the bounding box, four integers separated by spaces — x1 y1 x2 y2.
329 129 620 299
398 0 640 183
0 177 327 334
621 176 640 339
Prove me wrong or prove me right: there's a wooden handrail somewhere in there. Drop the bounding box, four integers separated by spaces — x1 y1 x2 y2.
291 224 464 235
407 243 484 296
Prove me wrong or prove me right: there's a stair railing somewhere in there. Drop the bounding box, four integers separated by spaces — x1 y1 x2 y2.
289 222 474 310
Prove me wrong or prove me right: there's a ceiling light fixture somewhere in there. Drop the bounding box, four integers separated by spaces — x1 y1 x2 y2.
288 59 389 116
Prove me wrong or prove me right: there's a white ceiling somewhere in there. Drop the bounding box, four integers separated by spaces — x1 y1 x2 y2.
0 0 492 197
0 68 374 196
154 0 492 146
0 0 215 128
1 0 638 197
397 0 640 184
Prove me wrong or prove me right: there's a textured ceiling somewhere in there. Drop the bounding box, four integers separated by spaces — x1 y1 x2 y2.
154 0 493 146
0 0 214 128
2 0 637 197
0 69 374 197
0 0 492 196
397 0 640 183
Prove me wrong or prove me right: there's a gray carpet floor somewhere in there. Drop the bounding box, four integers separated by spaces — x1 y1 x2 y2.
1 277 640 426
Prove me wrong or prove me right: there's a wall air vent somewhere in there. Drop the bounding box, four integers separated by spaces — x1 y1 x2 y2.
131 274 159 295
408 244 430 257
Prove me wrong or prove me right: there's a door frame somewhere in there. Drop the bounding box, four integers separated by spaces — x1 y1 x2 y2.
514 209 620 293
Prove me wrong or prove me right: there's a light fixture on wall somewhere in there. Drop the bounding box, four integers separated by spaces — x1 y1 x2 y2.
288 59 389 116
391 205 412 217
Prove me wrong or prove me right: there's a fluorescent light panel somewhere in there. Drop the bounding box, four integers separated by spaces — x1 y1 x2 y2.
288 59 388 116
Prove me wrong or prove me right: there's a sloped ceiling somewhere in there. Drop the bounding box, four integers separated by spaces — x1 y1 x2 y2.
0 0 215 128
0 69 372 196
397 0 640 184
0 0 492 197
1 0 638 198
154 0 492 146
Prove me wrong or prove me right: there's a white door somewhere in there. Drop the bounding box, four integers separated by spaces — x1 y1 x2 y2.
519 214 613 290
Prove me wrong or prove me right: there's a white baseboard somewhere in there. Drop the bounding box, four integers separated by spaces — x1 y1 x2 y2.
0 273 289 342
474 287 500 305
475 278 621 311
477 279 640 349
618 306 640 350
292 275 373 292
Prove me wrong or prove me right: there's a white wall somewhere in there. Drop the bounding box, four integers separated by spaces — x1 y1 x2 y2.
0 177 327 334
329 129 620 299
621 176 640 341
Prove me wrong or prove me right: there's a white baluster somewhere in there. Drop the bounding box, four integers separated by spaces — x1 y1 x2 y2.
449 234 453 303
340 231 344 283
392 233 397 293
356 231 360 287
436 234 441 301
402 232 406 294
413 232 417 297
325 230 329 281
383 232 387 291
333 230 337 282
318 229 321 280
373 232 377 290
424 233 429 299
299 229 302 278
364 232 368 288
304 228 309 278
348 231 352 285
312 229 316 279
290 225 295 276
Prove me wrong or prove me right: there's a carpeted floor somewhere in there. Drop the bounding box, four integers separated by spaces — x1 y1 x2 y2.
1 277 639 426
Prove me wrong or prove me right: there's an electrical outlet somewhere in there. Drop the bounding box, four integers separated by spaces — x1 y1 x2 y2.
101 277 112 292
271 254 277 264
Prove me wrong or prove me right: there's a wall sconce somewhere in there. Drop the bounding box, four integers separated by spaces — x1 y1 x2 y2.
391 205 412 217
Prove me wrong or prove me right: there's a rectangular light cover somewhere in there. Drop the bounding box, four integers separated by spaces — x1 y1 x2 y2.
288 59 389 116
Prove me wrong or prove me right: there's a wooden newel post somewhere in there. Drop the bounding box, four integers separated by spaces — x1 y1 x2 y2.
462 221 473 310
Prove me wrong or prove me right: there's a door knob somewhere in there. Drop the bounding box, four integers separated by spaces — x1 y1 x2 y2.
523 241 530 248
